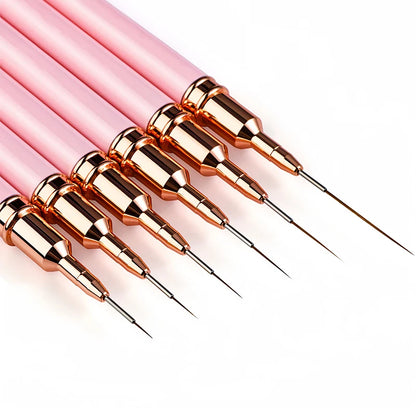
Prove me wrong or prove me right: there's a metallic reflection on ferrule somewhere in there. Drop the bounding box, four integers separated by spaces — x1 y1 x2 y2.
0 194 108 301
32 174 113 248
72 150 150 223
31 174 149 278
182 77 303 175
71 150 189 254
148 103 268 202
110 128 229 228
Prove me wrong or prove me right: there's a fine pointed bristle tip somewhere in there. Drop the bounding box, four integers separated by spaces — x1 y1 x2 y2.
283 271 292 279
401 247 414 256
325 190 413 255
251 246 290 278
133 322 153 338
263 198 340 259
172 297 197 318
185 239 242 297
279 268 292 279
291 221 340 260
105 296 152 335
299 171 411 255
225 223 289 278
212 272 242 298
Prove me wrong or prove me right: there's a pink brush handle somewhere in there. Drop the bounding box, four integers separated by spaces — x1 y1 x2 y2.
45 0 205 103
0 70 96 176
0 176 19 203
1 0 171 128
0 19 132 151
0 122 57 198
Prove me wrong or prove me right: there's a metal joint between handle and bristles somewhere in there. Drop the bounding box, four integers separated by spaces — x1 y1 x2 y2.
224 223 291 278
145 274 174 298
224 223 254 247
262 198 293 223
105 296 136 323
145 274 197 317
185 250 214 274
185 250 242 298
298 170 327 192
105 297 153 337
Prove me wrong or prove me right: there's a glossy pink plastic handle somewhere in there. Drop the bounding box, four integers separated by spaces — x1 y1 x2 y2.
0 122 57 198
1 0 171 128
45 0 205 103
0 19 132 151
0 176 19 203
0 70 96 176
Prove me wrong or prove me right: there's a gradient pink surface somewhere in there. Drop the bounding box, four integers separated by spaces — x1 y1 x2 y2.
45 0 205 103
0 71 96 176
0 122 57 198
0 19 133 151
1 0 172 128
0 176 20 203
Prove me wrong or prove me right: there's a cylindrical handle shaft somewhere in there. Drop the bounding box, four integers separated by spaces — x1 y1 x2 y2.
1 0 169 127
45 0 204 103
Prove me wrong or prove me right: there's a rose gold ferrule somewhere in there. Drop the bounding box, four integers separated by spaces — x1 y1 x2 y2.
182 77 303 175
147 103 268 203
32 173 109 248
32 174 150 279
71 150 189 254
0 194 108 301
109 128 229 228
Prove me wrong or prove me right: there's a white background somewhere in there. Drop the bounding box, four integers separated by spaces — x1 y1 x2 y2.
0 0 415 414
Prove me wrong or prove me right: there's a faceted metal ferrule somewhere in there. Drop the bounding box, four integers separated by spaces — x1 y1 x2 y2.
182 77 303 175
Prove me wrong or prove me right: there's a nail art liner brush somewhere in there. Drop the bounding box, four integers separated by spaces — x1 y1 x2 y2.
224 223 291 278
0 177 150 335
298 170 413 255
145 274 197 318
263 198 340 259
185 249 242 298
105 296 152 337
41 0 412 255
